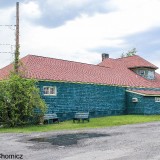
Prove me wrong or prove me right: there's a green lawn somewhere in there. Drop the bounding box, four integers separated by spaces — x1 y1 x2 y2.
0 115 160 133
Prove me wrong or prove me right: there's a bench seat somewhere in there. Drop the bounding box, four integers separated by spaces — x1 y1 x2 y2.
73 112 89 123
44 113 59 124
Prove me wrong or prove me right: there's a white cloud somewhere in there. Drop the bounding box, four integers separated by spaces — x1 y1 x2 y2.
21 1 41 19
0 7 14 23
112 0 160 11
46 0 90 8
20 15 127 65
20 0 160 60
0 0 160 72
154 61 160 73
45 0 110 10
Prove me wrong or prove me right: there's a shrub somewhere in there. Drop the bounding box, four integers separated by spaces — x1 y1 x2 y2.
0 73 46 127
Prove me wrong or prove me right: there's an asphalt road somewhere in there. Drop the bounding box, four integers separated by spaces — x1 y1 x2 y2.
1 122 160 160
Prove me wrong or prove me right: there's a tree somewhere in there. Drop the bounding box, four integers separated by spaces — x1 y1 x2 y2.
0 73 46 127
121 48 137 58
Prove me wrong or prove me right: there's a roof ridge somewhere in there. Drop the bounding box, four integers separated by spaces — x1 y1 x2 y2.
25 54 111 68
115 55 138 60
0 54 160 88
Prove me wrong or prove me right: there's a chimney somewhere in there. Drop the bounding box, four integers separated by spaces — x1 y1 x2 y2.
102 53 109 61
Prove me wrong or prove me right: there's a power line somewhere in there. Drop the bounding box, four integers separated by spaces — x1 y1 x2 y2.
0 25 16 31
0 3 18 67
0 26 16 55
0 44 12 45
0 52 12 53
0 25 16 27
0 44 14 54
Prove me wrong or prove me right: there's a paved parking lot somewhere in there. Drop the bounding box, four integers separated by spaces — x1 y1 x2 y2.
1 122 160 160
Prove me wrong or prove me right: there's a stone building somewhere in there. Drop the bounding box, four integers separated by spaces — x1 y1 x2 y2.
0 54 160 120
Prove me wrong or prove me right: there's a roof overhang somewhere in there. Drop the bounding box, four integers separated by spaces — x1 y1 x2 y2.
126 90 160 97
128 66 158 70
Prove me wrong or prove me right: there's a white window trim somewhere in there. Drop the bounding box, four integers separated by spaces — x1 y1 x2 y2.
155 97 160 102
43 86 57 96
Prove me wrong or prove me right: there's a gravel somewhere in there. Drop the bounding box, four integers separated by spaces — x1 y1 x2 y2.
1 122 160 160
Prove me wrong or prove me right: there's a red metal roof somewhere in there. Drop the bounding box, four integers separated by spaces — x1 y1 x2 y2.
99 55 158 69
0 54 160 88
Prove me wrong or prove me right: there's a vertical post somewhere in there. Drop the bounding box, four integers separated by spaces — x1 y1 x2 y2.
14 2 19 74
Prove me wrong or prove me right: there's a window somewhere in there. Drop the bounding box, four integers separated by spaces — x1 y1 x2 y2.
43 86 57 96
135 68 155 80
139 70 145 76
147 71 155 80
155 97 160 102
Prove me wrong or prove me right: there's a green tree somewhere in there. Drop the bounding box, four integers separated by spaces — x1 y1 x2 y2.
121 48 137 58
0 73 46 127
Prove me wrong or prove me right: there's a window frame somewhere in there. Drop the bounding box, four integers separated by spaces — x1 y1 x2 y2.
135 68 155 80
43 86 57 96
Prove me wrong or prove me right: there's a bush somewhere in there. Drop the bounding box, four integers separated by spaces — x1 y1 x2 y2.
33 113 45 125
0 73 46 127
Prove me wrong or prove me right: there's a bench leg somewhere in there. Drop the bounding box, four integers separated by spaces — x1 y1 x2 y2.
55 119 59 123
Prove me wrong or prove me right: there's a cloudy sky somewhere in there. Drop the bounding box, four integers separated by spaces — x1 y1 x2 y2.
0 0 160 73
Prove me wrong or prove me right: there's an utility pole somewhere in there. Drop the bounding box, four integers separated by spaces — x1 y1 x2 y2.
14 2 20 74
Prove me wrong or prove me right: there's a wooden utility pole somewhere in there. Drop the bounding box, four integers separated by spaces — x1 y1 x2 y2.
14 2 20 74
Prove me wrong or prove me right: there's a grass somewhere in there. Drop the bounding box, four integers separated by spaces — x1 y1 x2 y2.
0 115 160 133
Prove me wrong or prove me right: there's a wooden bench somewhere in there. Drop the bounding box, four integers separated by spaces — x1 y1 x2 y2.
73 112 89 123
44 113 59 124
